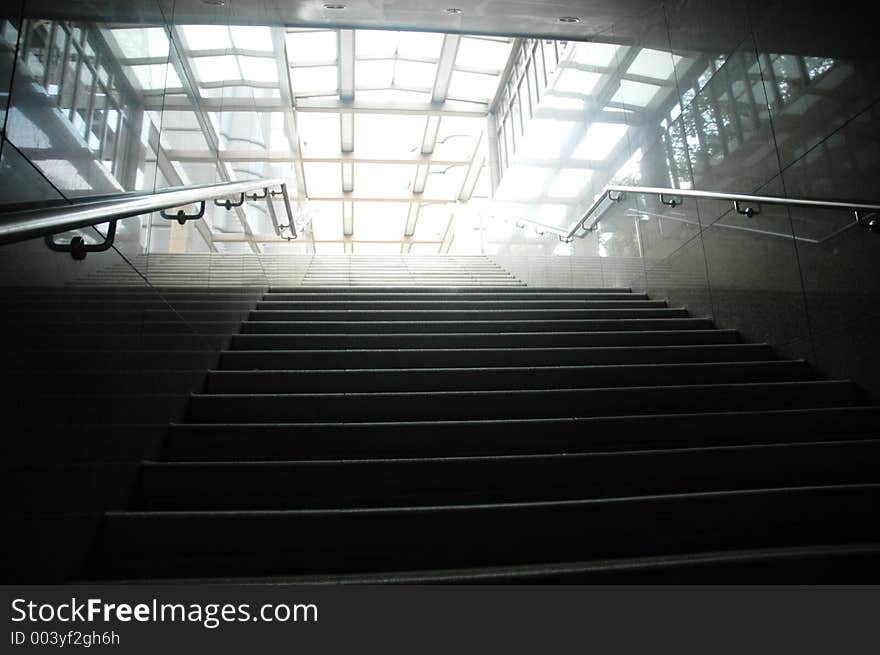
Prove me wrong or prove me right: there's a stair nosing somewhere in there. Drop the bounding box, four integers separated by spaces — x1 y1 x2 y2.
189 379 853 400
105 482 880 518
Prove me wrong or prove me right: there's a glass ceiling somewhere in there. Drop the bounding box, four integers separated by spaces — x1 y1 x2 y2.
92 24 695 252
490 38 695 231
7 13 842 255
97 24 512 253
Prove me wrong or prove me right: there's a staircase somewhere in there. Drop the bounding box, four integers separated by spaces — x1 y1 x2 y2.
81 283 880 582
72 254 521 287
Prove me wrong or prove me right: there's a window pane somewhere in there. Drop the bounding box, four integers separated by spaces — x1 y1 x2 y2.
290 65 338 94
568 41 620 68
394 60 436 89
495 165 551 201
309 200 344 239
448 70 499 101
456 37 512 71
181 26 232 51
125 64 180 90
109 28 169 59
355 114 424 157
356 30 397 58
627 48 681 80
397 31 444 59
611 80 663 107
516 119 576 159
193 55 238 83
572 122 629 160
231 26 273 52
161 130 210 150
303 162 342 196
297 112 341 155
548 168 592 198
353 163 416 198
554 68 601 95
356 60 393 88
352 202 407 239
433 116 484 159
286 30 337 65
239 56 277 83
423 164 467 198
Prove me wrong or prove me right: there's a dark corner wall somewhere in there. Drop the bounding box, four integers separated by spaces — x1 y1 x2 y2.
631 0 880 400
0 1 269 584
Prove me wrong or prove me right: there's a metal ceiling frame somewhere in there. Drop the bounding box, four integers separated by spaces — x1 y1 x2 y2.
96 24 662 254
280 27 505 253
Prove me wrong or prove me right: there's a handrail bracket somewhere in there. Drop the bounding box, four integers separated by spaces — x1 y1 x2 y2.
734 200 760 218
44 221 118 260
855 210 880 231
160 201 207 225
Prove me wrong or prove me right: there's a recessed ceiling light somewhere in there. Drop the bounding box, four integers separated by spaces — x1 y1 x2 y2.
558 16 580 23
201 0 225 5
323 3 346 9
445 7 463 14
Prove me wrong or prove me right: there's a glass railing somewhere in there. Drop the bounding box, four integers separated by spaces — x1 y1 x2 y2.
482 182 880 406
0 167 282 581
498 185 880 243
0 177 295 247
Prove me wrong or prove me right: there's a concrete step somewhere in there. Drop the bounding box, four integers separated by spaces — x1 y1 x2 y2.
247 308 690 321
229 330 740 350
218 344 775 369
186 381 859 422
239 318 716 334
162 407 880 460
254 299 669 310
205 361 811 393
135 439 880 510
90 484 880 579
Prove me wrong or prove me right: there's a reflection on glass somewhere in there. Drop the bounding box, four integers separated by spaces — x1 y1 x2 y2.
626 48 682 80
611 79 663 108
572 123 629 160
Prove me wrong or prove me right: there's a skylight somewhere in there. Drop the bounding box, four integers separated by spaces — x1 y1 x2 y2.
355 114 425 157
456 37 512 71
548 169 592 198
95 22 679 254
627 48 682 80
194 56 237 83
231 26 274 52
495 165 552 201
181 25 232 51
516 119 577 159
448 70 499 102
567 41 621 67
572 123 629 160
303 162 343 197
125 64 181 90
290 66 338 94
297 113 341 155
612 80 664 107
109 28 169 59
554 68 602 95
286 30 337 65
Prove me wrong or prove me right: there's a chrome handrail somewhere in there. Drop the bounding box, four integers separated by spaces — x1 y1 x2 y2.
558 185 880 242
0 178 296 247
